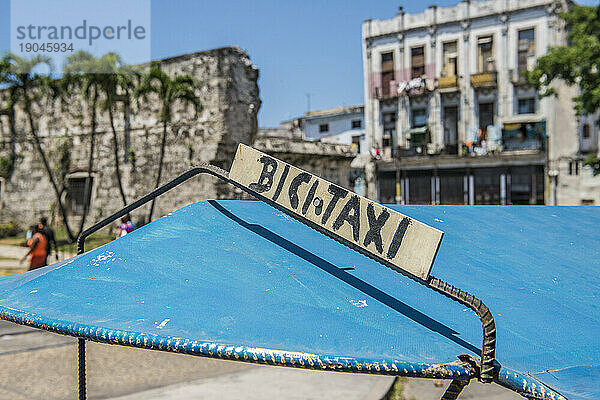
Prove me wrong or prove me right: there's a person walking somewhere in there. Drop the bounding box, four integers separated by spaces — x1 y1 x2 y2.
20 224 48 271
39 217 58 264
117 214 136 238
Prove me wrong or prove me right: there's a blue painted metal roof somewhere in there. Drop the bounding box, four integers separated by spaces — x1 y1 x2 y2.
0 201 598 399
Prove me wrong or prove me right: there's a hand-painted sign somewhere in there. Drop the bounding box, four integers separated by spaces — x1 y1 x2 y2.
229 144 443 280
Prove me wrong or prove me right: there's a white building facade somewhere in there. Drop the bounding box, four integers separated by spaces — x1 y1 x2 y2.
362 0 599 205
303 105 366 153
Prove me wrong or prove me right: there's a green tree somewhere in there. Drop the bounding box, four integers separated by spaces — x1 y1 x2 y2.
136 62 201 221
63 51 106 234
527 5 600 174
1 53 76 241
0 57 18 179
96 53 138 207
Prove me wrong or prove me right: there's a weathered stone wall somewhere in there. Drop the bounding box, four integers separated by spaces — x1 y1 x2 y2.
0 46 358 232
253 136 356 189
0 46 260 227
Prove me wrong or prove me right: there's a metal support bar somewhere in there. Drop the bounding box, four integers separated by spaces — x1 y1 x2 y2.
78 338 86 400
77 163 230 255
76 162 497 384
428 278 497 383
441 378 470 400
75 164 230 400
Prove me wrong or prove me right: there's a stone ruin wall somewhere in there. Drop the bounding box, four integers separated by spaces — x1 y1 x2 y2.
0 46 357 232
0 46 260 227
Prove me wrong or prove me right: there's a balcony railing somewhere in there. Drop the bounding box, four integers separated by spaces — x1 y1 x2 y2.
437 75 458 91
471 71 497 88
502 120 546 151
510 68 531 86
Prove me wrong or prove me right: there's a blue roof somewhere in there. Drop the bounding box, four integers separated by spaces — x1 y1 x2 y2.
0 200 598 399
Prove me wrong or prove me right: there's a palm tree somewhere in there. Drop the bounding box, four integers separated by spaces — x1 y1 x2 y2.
1 53 75 241
0 57 18 178
136 62 201 221
63 51 105 235
95 53 138 207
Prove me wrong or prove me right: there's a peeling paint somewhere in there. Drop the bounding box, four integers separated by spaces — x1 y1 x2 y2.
349 299 368 308
156 319 170 329
0 305 565 400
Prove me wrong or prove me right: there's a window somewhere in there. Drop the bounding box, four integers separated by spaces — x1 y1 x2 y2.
66 176 93 216
351 119 362 129
582 199 595 205
442 41 458 77
583 123 591 139
478 102 494 134
477 36 494 72
412 108 427 128
381 52 395 97
352 135 361 153
569 161 580 175
319 124 329 133
518 29 535 74
411 47 425 79
518 98 535 114
383 112 397 147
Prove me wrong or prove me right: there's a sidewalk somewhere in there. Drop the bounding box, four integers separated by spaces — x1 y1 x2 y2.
107 365 394 400
0 244 74 276
0 244 27 275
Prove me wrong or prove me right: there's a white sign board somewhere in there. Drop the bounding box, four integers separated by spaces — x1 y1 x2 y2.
229 144 443 280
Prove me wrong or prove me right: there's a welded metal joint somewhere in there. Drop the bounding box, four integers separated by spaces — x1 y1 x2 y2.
428 277 497 383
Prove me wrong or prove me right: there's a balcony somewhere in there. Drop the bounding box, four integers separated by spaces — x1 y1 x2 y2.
471 71 497 88
511 68 531 87
437 75 458 92
502 118 546 151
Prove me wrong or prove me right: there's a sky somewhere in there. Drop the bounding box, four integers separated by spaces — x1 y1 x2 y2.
1 0 598 127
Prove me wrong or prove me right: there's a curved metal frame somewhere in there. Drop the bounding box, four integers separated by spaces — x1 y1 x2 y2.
74 163 497 399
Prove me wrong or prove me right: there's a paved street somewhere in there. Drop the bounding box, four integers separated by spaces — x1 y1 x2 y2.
0 245 27 275
0 319 523 400
0 320 395 400
0 245 74 276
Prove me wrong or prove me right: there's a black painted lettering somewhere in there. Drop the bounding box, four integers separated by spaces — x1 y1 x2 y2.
363 204 390 254
288 173 312 209
332 195 361 242
386 218 411 259
272 164 290 201
321 185 348 225
249 156 278 193
302 179 319 215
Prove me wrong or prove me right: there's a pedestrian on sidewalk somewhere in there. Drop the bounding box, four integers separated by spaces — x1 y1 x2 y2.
39 217 58 264
20 224 48 270
117 214 136 238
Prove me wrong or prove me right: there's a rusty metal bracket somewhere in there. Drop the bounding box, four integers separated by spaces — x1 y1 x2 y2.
77 163 497 386
428 279 497 383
